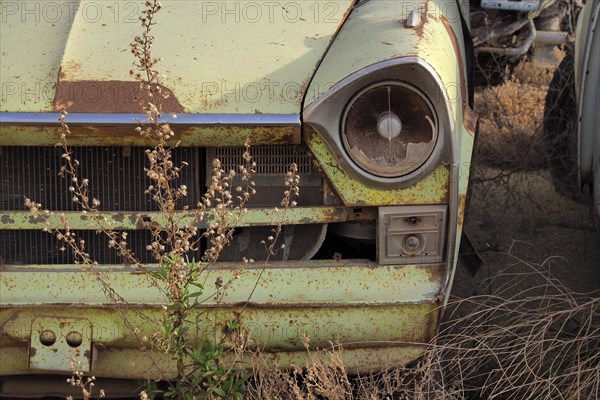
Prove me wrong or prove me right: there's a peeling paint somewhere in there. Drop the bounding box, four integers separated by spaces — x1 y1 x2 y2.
305 127 449 206
0 207 376 231
53 79 185 114
0 215 15 225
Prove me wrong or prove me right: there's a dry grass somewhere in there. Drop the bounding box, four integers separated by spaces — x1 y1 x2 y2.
432 260 599 400
244 259 599 400
475 60 558 171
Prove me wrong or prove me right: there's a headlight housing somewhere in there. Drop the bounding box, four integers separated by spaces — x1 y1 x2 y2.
304 58 451 187
342 81 438 177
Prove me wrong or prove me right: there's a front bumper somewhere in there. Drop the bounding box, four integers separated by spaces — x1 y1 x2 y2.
1 260 443 377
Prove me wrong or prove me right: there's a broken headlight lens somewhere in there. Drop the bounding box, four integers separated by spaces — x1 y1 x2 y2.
341 81 438 178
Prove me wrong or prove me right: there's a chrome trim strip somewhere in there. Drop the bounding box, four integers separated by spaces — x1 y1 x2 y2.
0 112 300 126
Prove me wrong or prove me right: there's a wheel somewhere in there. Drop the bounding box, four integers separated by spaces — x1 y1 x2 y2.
543 49 581 199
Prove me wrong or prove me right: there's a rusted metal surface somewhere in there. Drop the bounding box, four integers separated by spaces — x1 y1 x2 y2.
0 124 301 146
0 262 445 305
305 128 449 206
53 79 184 114
1 341 433 379
0 207 376 230
439 15 478 135
29 317 92 372
1 303 440 350
1 260 444 377
1 302 439 378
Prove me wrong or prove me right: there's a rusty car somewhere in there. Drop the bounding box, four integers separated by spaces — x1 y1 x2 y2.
0 0 478 395
544 0 599 223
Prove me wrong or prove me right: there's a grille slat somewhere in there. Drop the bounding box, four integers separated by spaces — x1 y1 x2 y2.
0 146 199 211
0 230 202 265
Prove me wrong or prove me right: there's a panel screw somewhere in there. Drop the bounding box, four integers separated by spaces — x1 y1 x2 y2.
406 11 422 28
405 235 421 253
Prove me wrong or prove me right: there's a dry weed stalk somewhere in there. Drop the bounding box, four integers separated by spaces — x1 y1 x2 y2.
246 337 353 400
24 1 305 396
24 0 255 397
430 259 599 400
65 360 106 400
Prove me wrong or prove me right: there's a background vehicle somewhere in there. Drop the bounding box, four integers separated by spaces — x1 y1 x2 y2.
544 0 599 222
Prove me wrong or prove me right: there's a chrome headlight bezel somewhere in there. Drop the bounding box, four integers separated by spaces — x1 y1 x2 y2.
304 57 451 188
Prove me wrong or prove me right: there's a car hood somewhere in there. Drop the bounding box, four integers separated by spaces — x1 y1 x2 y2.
1 0 354 114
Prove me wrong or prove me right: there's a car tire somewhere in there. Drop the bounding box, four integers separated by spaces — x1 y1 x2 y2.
543 49 581 199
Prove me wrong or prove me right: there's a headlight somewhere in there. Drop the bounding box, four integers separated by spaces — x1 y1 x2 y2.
341 81 438 178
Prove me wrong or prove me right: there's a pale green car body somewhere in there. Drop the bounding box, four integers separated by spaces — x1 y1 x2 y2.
0 0 476 388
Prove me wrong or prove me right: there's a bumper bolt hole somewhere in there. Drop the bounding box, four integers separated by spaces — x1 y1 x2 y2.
39 330 56 346
66 331 83 348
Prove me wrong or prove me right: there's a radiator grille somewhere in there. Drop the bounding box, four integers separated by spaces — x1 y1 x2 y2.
211 145 313 175
0 147 200 211
0 145 325 265
207 144 322 186
0 230 203 265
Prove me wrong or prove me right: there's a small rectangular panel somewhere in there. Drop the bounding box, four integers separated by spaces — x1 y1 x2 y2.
29 317 92 372
378 205 447 265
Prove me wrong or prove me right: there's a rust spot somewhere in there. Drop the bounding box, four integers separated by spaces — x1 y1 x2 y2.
30 347 37 357
62 60 82 75
1 215 15 224
440 16 478 133
298 76 312 103
129 214 140 226
53 75 184 114
336 0 356 36
425 264 445 284
414 0 430 39
28 215 44 224
463 106 478 134
113 213 125 222
197 87 229 109
457 193 466 227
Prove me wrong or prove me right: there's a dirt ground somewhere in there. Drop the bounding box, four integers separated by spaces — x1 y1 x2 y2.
451 59 599 300
453 168 600 299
